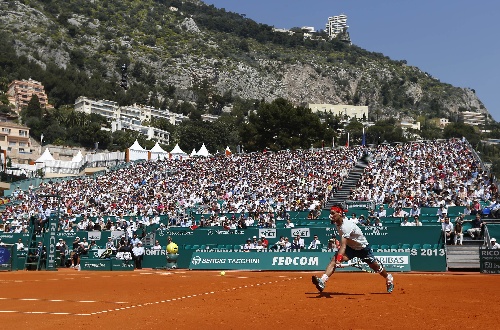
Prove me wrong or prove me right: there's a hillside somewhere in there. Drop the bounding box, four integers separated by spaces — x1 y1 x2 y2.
0 0 491 121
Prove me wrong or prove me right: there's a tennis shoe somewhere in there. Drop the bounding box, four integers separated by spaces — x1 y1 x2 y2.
386 274 394 293
311 276 325 292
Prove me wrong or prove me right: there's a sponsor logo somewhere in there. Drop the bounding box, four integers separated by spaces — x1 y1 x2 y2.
364 228 388 236
207 230 245 236
48 221 57 268
481 250 500 256
378 256 409 264
145 249 167 256
191 255 260 265
291 228 310 238
259 229 276 238
272 256 319 266
59 232 76 237
167 231 194 236
85 262 107 268
483 262 500 269
88 231 101 240
191 255 202 265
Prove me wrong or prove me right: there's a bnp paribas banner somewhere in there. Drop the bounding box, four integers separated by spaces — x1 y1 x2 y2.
188 251 411 271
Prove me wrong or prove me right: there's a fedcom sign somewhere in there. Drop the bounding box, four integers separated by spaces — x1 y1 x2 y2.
188 252 329 270
272 256 319 266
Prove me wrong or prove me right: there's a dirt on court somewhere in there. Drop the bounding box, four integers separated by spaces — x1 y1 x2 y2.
0 269 497 329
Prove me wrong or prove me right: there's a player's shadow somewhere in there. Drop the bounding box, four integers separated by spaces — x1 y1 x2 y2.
305 291 364 298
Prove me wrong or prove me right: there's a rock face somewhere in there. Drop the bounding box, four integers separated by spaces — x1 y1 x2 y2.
0 1 490 121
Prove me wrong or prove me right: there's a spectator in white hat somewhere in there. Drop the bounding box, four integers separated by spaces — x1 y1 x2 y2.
491 238 500 249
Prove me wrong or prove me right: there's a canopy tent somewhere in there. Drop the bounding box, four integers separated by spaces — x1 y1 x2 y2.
150 142 168 160
190 149 197 157
36 148 55 163
129 140 145 151
128 140 148 161
71 150 83 162
170 144 187 160
225 146 232 156
196 143 210 157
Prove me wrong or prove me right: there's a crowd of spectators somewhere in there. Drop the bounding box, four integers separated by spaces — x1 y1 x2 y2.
0 148 361 232
0 139 498 238
349 139 498 208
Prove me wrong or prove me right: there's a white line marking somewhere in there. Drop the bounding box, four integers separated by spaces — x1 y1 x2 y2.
4 276 301 317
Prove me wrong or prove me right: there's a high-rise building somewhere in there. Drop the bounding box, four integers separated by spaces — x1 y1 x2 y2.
7 78 53 112
325 14 349 39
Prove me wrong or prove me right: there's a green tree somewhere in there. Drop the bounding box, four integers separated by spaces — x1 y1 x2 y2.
239 98 327 152
443 122 480 145
23 95 43 119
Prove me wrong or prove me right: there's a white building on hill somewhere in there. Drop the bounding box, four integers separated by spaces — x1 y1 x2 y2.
75 97 190 145
325 14 348 38
308 104 368 121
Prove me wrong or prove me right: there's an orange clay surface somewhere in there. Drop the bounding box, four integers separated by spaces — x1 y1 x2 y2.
0 269 498 330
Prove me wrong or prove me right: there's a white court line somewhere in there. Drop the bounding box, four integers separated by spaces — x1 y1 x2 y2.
0 276 302 316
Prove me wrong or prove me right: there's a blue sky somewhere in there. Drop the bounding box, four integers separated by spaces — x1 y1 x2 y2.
203 0 500 122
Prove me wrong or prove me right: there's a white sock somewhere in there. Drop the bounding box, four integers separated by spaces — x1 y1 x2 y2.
386 274 393 282
321 274 329 282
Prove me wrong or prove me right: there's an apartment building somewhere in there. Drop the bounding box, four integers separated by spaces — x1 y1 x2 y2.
7 78 53 112
325 14 348 38
309 104 369 121
0 121 34 164
74 97 190 145
460 111 486 126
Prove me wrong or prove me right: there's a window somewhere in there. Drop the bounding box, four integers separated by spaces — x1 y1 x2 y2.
1 128 11 134
19 130 28 137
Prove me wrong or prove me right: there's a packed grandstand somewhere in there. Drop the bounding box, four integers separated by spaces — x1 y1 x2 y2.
0 138 498 233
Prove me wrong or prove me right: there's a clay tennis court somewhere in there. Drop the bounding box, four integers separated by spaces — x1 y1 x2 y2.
0 269 497 329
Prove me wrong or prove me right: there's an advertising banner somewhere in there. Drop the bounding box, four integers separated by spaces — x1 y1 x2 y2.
480 248 500 274
188 251 411 271
87 231 102 241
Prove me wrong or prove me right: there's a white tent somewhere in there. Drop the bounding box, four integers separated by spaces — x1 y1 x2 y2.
129 140 145 151
72 150 83 162
170 144 187 160
128 140 148 161
36 148 55 162
196 143 210 157
190 149 197 157
150 142 168 160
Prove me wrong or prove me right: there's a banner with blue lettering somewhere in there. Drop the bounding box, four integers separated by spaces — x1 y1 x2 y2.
188 251 411 271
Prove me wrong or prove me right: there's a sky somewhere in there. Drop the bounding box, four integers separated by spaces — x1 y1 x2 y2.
203 0 500 122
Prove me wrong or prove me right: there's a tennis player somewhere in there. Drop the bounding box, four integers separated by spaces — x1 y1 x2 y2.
312 205 394 293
